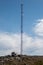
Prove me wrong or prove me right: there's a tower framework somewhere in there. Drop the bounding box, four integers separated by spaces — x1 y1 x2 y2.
21 0 23 56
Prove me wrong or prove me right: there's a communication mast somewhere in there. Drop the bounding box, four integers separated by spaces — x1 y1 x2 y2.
21 0 23 56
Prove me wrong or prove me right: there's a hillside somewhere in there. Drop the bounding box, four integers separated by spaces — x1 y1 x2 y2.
0 55 43 65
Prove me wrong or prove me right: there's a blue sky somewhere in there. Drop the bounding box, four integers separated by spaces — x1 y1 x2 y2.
0 0 21 32
24 0 43 35
0 0 43 56
0 0 43 34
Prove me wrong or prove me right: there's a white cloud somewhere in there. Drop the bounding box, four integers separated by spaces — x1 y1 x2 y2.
23 37 43 55
0 32 32 56
0 32 43 56
34 19 43 36
0 32 21 56
0 19 43 56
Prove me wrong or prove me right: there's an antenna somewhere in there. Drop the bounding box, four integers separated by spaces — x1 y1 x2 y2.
21 0 23 56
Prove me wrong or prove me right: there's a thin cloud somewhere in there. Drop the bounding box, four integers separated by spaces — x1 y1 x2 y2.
34 19 43 36
0 31 43 55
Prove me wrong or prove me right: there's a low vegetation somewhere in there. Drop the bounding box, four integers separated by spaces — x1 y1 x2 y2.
0 52 43 65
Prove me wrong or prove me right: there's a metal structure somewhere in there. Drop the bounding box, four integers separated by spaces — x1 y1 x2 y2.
21 0 23 56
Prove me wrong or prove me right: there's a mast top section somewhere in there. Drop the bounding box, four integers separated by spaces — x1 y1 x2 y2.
21 0 24 4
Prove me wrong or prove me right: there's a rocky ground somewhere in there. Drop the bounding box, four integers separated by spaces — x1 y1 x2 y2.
0 55 43 65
